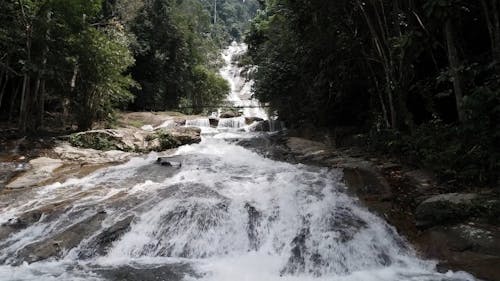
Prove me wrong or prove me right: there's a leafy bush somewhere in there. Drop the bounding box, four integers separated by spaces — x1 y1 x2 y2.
370 111 499 187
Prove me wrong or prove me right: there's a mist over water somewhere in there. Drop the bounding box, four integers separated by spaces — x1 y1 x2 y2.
0 44 476 281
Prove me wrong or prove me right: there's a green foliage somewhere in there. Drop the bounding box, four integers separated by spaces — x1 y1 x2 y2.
198 0 260 44
128 0 233 112
1 0 258 131
188 65 230 114
72 28 136 129
246 0 499 187
371 113 498 186
0 0 136 131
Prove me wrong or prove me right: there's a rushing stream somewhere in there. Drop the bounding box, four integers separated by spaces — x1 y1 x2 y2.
0 44 476 281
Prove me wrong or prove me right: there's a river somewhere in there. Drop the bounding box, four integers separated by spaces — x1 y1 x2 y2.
0 43 475 281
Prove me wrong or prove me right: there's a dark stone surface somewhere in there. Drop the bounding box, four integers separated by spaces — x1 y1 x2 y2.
79 216 135 259
16 211 107 263
97 264 198 281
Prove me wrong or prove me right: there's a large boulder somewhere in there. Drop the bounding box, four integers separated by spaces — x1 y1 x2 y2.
248 120 270 132
415 193 500 228
156 127 201 150
417 222 500 281
219 111 240 118
245 117 264 125
69 129 139 151
69 127 201 152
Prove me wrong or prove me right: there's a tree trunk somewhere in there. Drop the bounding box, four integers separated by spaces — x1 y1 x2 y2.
0 71 6 108
35 56 48 129
359 1 399 129
18 0 33 133
34 79 46 129
35 10 51 129
19 74 31 133
19 30 33 132
367 61 390 128
481 0 500 70
445 19 465 122
9 82 21 122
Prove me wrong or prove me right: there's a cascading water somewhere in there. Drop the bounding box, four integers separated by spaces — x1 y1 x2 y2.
185 119 211 128
219 42 268 120
0 43 476 281
0 139 475 281
217 117 246 129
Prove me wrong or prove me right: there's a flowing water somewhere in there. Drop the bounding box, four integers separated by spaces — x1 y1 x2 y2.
219 42 268 120
0 44 477 281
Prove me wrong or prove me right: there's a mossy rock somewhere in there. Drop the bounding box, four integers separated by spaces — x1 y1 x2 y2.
156 131 182 150
69 131 124 151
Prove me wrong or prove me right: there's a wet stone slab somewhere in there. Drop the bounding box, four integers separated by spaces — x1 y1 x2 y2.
97 264 198 281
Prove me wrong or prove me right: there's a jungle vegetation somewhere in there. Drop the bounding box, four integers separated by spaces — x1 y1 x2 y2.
245 0 499 186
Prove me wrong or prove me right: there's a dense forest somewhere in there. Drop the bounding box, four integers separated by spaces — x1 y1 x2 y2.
0 0 258 131
1 0 498 187
245 0 500 186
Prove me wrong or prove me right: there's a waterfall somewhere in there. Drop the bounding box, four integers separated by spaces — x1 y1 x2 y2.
220 42 268 120
185 118 218 135
186 118 211 128
217 117 246 129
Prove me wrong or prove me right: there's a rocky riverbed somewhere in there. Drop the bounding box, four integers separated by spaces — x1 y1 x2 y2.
240 135 500 281
0 112 498 281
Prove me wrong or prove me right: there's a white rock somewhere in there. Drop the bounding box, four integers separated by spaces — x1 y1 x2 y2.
141 125 154 131
7 157 64 189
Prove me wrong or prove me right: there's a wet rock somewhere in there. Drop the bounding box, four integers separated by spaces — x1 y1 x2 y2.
0 162 30 190
54 143 134 164
156 127 201 150
342 167 391 197
415 193 482 228
18 211 107 263
157 157 182 168
164 127 201 145
248 120 285 132
418 222 500 281
219 111 240 118
244 203 261 250
328 210 368 243
248 120 270 132
209 117 219 127
245 117 264 125
281 228 310 275
6 157 63 189
0 210 44 241
98 264 197 281
79 216 134 259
